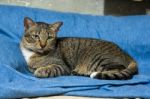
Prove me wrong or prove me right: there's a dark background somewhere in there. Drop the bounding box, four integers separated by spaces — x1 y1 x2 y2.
104 0 150 16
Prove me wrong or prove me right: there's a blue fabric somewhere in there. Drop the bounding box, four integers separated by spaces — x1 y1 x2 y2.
0 5 150 98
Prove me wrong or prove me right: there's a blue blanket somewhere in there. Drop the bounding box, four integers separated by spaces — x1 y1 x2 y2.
0 5 150 98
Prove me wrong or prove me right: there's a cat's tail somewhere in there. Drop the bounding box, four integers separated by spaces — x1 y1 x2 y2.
90 61 138 80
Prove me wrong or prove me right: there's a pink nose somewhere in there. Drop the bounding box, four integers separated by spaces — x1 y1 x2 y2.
40 43 46 48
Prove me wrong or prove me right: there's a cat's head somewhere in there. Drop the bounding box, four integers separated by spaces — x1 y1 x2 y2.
21 17 63 54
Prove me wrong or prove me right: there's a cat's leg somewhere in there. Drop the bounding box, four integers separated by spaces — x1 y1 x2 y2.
72 56 126 77
72 65 132 80
34 64 70 78
73 57 136 80
71 64 92 77
90 69 132 80
90 60 137 80
71 65 123 79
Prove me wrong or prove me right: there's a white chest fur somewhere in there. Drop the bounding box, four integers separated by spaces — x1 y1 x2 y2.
20 45 35 63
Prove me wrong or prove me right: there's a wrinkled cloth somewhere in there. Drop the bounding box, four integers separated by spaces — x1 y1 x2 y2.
0 5 150 98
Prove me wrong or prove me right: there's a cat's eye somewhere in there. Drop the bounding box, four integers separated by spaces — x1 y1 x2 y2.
32 34 39 39
48 35 52 39
48 33 53 39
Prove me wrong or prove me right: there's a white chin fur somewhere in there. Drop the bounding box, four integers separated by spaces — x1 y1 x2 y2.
90 72 98 78
20 45 34 63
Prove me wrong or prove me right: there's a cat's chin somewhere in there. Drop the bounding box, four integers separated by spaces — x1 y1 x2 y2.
37 47 56 54
36 49 50 55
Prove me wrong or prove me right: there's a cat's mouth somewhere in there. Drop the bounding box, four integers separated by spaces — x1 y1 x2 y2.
36 48 51 54
24 47 46 54
37 46 55 54
24 45 52 54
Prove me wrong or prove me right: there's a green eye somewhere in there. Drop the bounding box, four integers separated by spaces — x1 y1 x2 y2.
32 34 39 39
48 33 53 39
48 36 52 39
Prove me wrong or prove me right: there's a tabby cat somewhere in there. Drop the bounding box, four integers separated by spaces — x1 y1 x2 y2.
20 17 138 80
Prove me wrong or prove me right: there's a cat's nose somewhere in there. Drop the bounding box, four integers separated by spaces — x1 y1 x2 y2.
40 43 46 48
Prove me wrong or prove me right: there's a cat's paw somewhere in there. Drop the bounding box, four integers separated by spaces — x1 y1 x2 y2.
34 67 50 78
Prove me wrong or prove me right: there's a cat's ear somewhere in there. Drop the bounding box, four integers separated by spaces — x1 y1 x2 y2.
50 22 63 32
24 17 35 31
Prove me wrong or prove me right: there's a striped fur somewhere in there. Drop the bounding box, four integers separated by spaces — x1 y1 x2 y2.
20 17 138 80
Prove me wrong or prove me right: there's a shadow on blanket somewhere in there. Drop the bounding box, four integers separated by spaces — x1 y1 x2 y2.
0 5 150 98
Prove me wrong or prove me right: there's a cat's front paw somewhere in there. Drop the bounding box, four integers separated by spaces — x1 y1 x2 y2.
34 67 50 78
